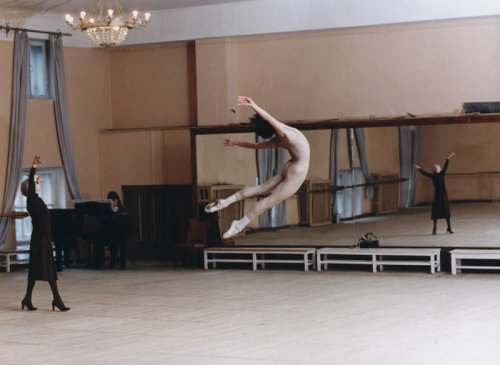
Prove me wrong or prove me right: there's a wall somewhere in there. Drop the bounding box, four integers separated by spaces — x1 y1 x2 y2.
417 123 500 203
109 43 196 128
100 129 191 196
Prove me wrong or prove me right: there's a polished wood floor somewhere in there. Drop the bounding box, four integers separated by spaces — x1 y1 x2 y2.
2 202 500 364
236 202 500 248
1 264 500 364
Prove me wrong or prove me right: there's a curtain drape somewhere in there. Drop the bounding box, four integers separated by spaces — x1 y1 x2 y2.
0 31 30 246
345 128 374 198
50 34 82 201
354 128 374 198
399 126 421 208
329 129 340 217
256 137 286 228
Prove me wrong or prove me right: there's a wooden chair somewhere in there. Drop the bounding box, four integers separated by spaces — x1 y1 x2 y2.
174 218 211 269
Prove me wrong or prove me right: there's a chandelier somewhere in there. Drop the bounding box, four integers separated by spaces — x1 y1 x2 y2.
64 0 150 48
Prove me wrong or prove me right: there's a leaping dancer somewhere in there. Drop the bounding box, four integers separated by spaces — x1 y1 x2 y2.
205 96 310 239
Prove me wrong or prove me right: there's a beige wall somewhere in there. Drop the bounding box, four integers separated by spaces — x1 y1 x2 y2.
235 18 500 122
109 43 195 129
100 129 192 196
417 123 500 203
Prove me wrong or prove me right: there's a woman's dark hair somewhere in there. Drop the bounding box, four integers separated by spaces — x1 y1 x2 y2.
107 191 121 205
250 113 275 139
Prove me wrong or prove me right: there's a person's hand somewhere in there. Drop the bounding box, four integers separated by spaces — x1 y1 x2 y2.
413 164 421 169
223 139 238 147
448 152 456 159
32 155 42 167
237 96 255 107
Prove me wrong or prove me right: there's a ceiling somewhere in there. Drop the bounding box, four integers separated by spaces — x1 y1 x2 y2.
1 0 499 47
0 0 254 15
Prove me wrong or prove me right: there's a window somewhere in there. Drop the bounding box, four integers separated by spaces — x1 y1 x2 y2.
14 167 66 245
29 39 53 98
337 168 363 219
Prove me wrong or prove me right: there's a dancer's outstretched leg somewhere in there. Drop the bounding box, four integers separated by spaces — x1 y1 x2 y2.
205 173 284 213
222 175 301 239
432 219 437 235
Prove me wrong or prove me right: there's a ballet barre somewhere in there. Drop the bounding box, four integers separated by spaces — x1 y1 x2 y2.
316 247 441 274
204 247 316 271
450 249 500 275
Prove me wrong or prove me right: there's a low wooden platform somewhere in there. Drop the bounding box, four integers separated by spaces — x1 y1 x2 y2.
316 247 441 274
204 247 316 271
450 249 500 275
0 250 30 273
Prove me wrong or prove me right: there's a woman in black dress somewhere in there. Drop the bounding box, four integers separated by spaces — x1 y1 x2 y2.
414 152 455 235
21 155 69 311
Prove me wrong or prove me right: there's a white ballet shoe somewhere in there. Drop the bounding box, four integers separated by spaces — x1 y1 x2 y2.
205 200 226 213
222 216 251 239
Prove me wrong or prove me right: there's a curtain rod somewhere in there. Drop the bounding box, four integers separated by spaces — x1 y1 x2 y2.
0 24 72 37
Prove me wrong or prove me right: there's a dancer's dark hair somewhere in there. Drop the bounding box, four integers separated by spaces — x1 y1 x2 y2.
250 113 275 139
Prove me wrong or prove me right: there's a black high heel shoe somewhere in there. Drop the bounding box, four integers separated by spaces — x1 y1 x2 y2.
52 300 70 312
21 299 37 311
447 228 454 234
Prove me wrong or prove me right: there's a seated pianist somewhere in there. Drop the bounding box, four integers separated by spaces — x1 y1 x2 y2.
71 192 134 270
93 191 134 269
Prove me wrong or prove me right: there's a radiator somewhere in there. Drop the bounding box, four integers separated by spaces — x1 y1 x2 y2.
372 174 400 215
298 179 332 226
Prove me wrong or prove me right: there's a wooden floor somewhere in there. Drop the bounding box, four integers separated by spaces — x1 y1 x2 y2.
1 264 500 364
236 202 500 248
2 202 500 364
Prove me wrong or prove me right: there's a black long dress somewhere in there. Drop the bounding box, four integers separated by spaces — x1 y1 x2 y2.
417 159 450 220
27 167 57 281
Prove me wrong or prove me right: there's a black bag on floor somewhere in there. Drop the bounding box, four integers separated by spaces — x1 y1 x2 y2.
358 233 379 248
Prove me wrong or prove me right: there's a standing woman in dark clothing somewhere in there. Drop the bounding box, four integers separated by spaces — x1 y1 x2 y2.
414 152 455 235
21 156 69 311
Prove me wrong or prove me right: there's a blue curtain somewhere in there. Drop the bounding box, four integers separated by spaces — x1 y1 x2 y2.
399 126 421 208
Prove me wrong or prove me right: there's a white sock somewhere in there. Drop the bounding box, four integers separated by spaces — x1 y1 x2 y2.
205 194 238 213
223 216 251 239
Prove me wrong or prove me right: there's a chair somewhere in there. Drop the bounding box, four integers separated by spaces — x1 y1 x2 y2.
174 218 211 269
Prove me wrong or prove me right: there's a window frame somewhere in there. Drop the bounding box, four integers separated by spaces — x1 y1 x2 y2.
29 38 53 99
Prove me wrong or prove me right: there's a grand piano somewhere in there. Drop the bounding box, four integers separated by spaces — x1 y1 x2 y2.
50 200 120 270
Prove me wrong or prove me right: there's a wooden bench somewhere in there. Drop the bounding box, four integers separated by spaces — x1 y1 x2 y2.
450 249 500 275
204 247 317 271
0 250 30 273
316 247 441 274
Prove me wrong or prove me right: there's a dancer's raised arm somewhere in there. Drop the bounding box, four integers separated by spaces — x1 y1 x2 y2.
237 96 288 137
223 138 277 150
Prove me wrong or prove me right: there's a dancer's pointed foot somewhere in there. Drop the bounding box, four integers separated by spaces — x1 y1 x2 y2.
447 228 454 234
205 199 226 213
432 228 436 235
222 216 251 239
21 298 37 311
52 299 70 312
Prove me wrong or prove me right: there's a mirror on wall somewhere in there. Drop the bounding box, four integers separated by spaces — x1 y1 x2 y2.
195 121 500 248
